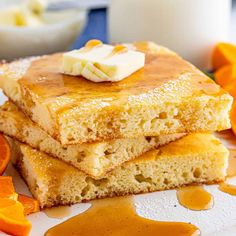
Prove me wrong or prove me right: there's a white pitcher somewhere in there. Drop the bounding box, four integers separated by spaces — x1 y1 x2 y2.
108 0 232 69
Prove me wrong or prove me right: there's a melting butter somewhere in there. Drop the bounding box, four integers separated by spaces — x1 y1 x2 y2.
62 40 145 82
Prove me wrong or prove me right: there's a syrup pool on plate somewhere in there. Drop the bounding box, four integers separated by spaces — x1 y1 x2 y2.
177 186 214 211
45 196 200 236
44 206 71 219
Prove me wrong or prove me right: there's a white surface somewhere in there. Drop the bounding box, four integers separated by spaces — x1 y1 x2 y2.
1 90 236 236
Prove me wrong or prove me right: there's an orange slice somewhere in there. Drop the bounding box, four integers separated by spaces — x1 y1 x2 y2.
0 134 11 175
212 43 236 70
223 82 236 98
214 64 236 88
0 199 31 236
18 194 40 215
0 176 17 200
0 176 32 236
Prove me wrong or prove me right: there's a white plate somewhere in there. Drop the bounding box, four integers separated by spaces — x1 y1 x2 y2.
0 91 236 236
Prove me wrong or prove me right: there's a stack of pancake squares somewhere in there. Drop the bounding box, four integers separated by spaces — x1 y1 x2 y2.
0 42 233 208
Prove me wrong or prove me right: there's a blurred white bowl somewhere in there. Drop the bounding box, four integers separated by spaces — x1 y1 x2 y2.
0 9 87 60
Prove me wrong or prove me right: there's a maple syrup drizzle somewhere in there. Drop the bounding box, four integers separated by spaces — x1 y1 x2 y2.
45 196 200 236
219 183 236 196
111 45 128 55
133 41 152 53
177 186 214 211
44 206 71 219
19 47 222 104
81 39 103 52
104 45 129 60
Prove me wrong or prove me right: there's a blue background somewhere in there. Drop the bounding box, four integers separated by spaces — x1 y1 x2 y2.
72 8 107 49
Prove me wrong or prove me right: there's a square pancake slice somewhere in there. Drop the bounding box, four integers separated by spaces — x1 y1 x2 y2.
12 133 228 208
0 101 184 178
0 42 232 145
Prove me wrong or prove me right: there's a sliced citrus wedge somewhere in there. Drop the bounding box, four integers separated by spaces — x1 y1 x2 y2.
212 43 236 70
0 199 31 236
214 64 236 88
0 134 11 175
0 176 32 235
18 194 40 215
0 176 18 200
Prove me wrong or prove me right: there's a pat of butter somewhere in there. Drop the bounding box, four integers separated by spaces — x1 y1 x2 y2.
0 7 18 26
15 7 43 27
0 4 44 27
62 40 145 82
27 0 48 15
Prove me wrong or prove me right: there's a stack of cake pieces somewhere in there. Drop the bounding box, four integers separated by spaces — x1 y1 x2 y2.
0 42 233 208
